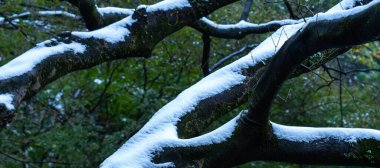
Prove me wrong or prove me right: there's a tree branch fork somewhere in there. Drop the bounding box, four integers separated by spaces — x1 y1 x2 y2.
0 0 379 167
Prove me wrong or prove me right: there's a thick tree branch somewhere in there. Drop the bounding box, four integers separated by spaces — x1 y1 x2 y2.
65 0 298 39
2 0 379 167
266 123 380 166
0 0 241 126
244 0 380 125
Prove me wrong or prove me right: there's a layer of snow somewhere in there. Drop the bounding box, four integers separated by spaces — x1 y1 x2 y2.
145 0 191 12
312 0 380 21
101 114 239 167
0 11 77 26
72 16 136 43
200 17 301 30
36 11 78 18
0 93 14 110
272 122 380 143
98 7 134 15
11 11 78 19
328 0 358 12
0 41 86 80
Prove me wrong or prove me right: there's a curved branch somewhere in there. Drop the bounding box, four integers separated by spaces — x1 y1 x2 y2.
244 0 380 125
0 0 241 126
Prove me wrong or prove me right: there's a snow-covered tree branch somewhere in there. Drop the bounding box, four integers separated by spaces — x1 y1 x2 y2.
0 0 241 125
0 0 380 167
102 0 380 167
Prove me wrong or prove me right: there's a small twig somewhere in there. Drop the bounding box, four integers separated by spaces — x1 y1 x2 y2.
89 65 117 113
201 34 211 76
336 58 344 127
210 44 257 72
0 12 29 40
240 0 253 21
283 0 298 19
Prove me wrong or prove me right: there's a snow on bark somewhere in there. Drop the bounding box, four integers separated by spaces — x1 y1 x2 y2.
0 40 86 80
144 0 191 12
0 94 14 110
10 11 78 19
199 17 301 30
71 16 136 43
329 0 361 12
97 7 134 15
313 0 380 21
272 122 380 143
101 115 240 168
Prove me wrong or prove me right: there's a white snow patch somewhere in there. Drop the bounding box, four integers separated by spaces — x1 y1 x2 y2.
312 0 380 21
0 93 14 110
10 11 78 19
145 0 191 12
72 16 136 43
272 122 380 143
37 11 78 18
94 78 104 84
200 17 301 30
98 7 134 15
101 114 239 168
328 0 357 13
49 92 64 114
0 42 86 80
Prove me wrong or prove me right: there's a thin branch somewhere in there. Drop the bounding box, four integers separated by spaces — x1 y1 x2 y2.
0 13 29 39
337 58 344 127
240 0 253 21
201 34 211 76
210 44 257 72
0 150 78 166
283 0 298 19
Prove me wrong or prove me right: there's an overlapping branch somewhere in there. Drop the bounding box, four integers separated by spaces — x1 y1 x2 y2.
101 0 380 167
0 0 241 126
